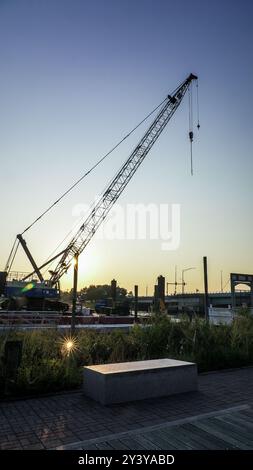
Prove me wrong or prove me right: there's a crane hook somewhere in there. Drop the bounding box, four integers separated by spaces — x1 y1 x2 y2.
189 131 194 176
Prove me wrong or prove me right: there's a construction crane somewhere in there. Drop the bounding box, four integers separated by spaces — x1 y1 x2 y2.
1 73 198 312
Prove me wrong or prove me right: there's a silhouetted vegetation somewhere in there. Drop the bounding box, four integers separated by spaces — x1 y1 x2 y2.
1 313 253 397
60 284 128 303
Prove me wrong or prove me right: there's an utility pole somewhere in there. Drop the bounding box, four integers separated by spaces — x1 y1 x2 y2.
71 254 79 335
203 256 209 321
111 279 117 307
167 266 184 295
175 266 177 295
134 285 138 321
182 271 186 295
220 270 223 293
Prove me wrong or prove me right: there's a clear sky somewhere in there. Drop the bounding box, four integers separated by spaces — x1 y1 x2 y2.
1 0 253 294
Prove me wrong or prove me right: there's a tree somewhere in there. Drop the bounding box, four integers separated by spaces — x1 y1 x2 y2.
60 290 72 302
79 284 127 301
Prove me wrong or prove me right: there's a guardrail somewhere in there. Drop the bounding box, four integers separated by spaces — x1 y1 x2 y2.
0 312 137 327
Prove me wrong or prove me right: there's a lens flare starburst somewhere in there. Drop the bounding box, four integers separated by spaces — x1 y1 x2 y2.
60 335 79 357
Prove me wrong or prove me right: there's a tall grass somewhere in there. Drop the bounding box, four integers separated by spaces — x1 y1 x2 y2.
0 314 253 397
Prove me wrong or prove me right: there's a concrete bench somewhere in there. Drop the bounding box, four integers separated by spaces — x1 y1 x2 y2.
83 358 198 405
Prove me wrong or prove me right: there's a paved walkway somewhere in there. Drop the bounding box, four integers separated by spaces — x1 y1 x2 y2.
61 405 253 450
0 367 253 450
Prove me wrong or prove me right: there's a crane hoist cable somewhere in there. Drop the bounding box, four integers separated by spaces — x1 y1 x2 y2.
48 73 198 286
7 73 199 281
5 239 20 273
188 78 200 176
5 238 18 271
20 96 168 236
5 96 168 272
46 77 200 275
188 83 194 176
196 80 200 130
41 211 89 277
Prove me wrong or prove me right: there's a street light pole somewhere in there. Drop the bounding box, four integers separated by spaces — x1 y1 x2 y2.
182 267 196 295
71 254 79 335
134 285 138 322
203 256 209 322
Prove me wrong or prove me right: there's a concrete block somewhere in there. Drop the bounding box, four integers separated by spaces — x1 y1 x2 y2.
83 359 198 405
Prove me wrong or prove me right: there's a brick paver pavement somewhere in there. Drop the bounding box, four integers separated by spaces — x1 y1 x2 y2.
0 367 252 450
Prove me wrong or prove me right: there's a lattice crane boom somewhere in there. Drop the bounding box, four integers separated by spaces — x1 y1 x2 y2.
49 73 197 285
